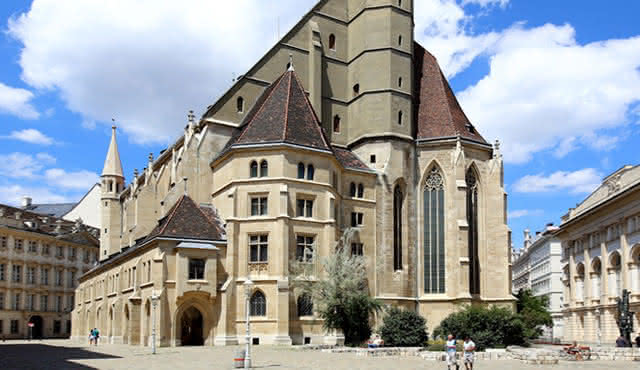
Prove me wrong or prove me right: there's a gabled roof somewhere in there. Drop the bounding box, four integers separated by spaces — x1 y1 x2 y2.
222 69 331 152
145 195 225 242
414 42 487 144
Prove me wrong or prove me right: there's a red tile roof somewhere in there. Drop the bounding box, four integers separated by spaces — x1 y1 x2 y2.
333 146 370 171
145 195 225 242
414 42 487 144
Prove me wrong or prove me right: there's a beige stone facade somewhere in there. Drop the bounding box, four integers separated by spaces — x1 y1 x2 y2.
73 0 514 347
0 204 99 339
557 164 640 344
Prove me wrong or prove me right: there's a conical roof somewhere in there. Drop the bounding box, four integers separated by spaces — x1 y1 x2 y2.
102 126 124 177
223 69 331 152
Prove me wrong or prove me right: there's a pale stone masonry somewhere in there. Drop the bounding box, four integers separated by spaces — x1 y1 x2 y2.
73 0 514 348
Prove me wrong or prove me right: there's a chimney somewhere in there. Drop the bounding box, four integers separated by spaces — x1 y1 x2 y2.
22 196 32 208
523 229 531 248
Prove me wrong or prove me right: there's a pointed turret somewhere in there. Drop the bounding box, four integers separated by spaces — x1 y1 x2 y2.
102 125 124 178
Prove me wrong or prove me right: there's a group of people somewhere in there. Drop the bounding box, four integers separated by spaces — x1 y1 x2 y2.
616 334 640 348
446 334 476 370
88 327 100 346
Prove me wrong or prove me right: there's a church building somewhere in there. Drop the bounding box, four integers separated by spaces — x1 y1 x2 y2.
72 0 514 347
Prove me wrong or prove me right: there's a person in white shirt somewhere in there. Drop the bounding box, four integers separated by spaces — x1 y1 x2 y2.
463 336 476 369
446 334 458 370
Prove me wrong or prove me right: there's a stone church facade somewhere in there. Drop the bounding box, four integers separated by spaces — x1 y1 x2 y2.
72 0 513 347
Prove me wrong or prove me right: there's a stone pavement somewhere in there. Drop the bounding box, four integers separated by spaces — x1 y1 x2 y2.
0 340 629 369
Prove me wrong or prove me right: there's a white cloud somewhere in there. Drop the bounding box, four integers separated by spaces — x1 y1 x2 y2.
8 0 317 144
35 152 56 164
0 82 39 119
508 209 543 219
513 168 602 194
0 184 71 206
44 168 99 190
0 152 46 178
3 128 53 145
463 0 509 8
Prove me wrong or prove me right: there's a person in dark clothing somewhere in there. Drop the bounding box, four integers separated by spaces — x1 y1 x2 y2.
616 335 628 347
635 334 640 348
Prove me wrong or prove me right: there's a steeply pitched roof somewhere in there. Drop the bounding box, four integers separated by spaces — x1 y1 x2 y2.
145 195 225 242
223 69 331 152
333 146 371 172
414 42 487 144
102 125 124 177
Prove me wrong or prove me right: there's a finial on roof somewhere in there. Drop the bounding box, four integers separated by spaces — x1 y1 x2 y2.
133 168 139 178
288 54 294 71
111 118 116 131
183 177 188 195
148 152 154 163
188 110 195 123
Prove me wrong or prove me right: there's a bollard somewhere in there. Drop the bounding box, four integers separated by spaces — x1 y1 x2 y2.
234 349 246 368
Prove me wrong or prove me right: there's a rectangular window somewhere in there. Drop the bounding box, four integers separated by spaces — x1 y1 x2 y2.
296 199 314 218
27 267 35 284
0 264 4 281
15 239 23 250
12 265 22 282
68 271 76 288
12 293 20 310
0 293 4 310
53 320 61 334
28 241 37 253
27 294 35 311
250 197 268 216
10 320 18 334
42 244 50 255
41 268 49 285
249 235 268 263
0 320 3 334
55 270 63 286
56 296 63 312
70 247 76 258
296 236 315 262
188 259 205 280
0 236 6 248
41 295 48 312
67 295 74 310
351 243 364 256
351 212 364 227
66 320 71 334
56 246 64 257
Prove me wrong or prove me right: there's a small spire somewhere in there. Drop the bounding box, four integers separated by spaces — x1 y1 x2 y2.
188 110 195 123
183 177 188 195
288 54 294 71
102 120 124 178
148 152 154 163
133 168 139 178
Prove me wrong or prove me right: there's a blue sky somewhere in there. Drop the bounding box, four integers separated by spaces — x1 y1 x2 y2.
0 0 638 249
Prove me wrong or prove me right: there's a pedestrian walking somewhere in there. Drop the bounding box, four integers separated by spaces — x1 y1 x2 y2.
635 333 640 348
446 334 458 370
89 329 95 345
463 336 475 370
616 335 627 347
94 328 100 346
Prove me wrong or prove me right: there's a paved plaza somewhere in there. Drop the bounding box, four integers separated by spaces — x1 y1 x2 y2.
0 340 631 369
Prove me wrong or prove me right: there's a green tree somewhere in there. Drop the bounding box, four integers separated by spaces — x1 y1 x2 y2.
380 307 429 347
515 289 553 340
292 228 381 346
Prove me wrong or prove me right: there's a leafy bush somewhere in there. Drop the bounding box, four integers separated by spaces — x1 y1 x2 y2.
433 305 526 351
516 289 553 340
379 307 429 347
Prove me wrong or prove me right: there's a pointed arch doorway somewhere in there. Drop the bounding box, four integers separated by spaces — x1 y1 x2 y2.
179 306 204 346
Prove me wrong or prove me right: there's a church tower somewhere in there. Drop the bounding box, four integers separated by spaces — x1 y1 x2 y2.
100 125 124 261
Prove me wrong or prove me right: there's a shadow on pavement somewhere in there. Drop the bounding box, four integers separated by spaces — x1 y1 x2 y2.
0 343 121 369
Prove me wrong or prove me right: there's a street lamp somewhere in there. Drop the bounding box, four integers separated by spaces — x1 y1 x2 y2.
243 279 254 369
151 292 160 355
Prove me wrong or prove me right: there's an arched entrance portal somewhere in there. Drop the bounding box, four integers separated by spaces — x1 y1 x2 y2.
29 315 44 339
180 306 204 346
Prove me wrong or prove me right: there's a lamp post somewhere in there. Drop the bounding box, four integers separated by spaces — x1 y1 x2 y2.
151 292 159 355
243 279 254 369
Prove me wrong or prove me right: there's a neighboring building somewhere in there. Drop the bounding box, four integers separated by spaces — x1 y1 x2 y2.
21 183 102 229
557 164 640 345
73 0 514 348
511 225 564 341
0 203 99 339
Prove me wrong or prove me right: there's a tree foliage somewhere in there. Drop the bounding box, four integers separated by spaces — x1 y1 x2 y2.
380 307 429 347
515 289 553 339
291 228 381 346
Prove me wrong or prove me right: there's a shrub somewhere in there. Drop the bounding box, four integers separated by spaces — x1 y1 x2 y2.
516 289 553 340
433 305 526 351
380 307 429 347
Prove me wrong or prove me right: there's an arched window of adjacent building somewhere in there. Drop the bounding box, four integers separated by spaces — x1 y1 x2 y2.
590 258 601 299
307 164 315 181
357 183 364 198
575 263 585 302
609 252 622 297
333 115 341 133
393 184 403 271
466 167 480 295
424 167 444 293
250 161 258 178
260 160 268 177
329 34 336 50
250 291 266 316
297 163 305 179
350 182 357 197
297 293 313 316
236 96 244 113
353 84 360 97
398 110 403 125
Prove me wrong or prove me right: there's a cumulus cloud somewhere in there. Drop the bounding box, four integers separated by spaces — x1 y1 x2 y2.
0 152 47 178
513 168 602 194
508 209 543 219
44 168 99 190
3 128 53 145
0 82 39 119
7 0 316 144
0 184 72 206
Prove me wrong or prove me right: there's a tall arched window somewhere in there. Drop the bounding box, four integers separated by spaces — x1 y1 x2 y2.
424 168 444 293
575 263 585 302
591 258 601 299
333 115 341 133
297 293 313 316
237 96 244 113
609 252 622 298
260 160 268 177
250 291 266 316
297 163 305 179
357 183 364 198
466 168 480 295
393 185 403 271
250 161 258 178
307 164 315 181
350 183 356 197
329 34 336 50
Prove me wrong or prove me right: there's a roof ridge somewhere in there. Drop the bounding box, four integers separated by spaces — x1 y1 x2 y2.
191 200 220 231
283 71 292 141
236 73 286 144
290 71 331 149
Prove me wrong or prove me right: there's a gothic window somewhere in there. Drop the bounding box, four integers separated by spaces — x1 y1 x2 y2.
250 291 266 316
250 161 258 178
333 115 341 133
237 96 244 113
350 183 357 197
393 185 403 271
329 34 336 50
357 183 364 198
424 167 444 293
466 168 480 295
307 164 315 180
260 160 268 177
297 293 313 316
297 163 305 179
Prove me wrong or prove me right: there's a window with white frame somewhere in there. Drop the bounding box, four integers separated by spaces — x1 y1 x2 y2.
188 259 205 280
56 296 63 312
40 295 48 312
28 241 37 253
249 235 268 263
27 294 35 311
296 199 313 218
250 197 268 216
296 235 315 262
351 243 364 256
41 268 49 285
351 212 364 227
12 293 20 310
15 239 23 250
12 265 21 282
55 270 63 286
27 266 35 284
